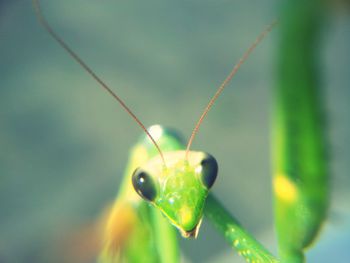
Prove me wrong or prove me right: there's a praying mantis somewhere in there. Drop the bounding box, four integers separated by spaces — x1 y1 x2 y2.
33 0 328 262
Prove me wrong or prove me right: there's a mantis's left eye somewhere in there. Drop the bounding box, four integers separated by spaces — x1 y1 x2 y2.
200 154 218 189
132 168 157 202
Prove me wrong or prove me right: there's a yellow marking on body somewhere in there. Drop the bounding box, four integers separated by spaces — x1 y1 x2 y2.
234 239 240 247
179 206 192 226
132 145 149 165
274 174 298 203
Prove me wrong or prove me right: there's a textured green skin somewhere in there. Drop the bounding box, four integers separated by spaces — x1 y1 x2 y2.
273 1 328 262
205 194 279 263
154 161 208 232
135 128 210 236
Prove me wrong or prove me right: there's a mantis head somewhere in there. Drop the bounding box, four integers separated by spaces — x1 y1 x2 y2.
132 151 218 238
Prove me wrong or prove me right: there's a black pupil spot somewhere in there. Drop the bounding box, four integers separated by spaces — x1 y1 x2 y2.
201 155 218 189
132 169 156 202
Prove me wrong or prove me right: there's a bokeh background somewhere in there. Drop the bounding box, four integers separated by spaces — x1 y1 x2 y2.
0 0 349 262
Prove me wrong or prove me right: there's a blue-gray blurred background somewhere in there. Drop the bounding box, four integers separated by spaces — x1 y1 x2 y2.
0 0 349 262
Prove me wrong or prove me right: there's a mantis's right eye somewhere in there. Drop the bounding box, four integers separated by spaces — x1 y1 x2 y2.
200 154 218 189
132 168 157 202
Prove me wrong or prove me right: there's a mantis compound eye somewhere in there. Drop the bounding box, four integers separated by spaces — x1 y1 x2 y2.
132 168 157 202
200 154 218 189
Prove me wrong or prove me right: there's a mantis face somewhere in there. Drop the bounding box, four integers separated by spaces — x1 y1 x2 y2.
132 151 218 238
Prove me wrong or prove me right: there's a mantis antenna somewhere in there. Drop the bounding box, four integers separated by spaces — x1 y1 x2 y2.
32 0 167 167
185 20 278 160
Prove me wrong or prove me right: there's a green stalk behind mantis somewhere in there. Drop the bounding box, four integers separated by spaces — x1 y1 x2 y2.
273 1 329 262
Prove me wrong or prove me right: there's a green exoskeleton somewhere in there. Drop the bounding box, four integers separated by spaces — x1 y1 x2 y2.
33 0 280 262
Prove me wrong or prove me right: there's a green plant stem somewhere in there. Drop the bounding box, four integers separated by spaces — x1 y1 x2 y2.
273 1 328 262
205 194 279 263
